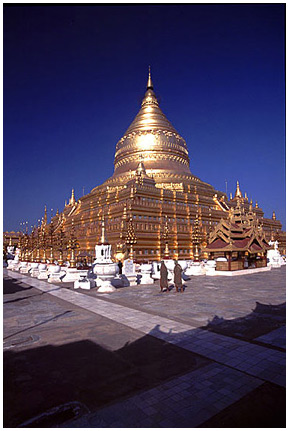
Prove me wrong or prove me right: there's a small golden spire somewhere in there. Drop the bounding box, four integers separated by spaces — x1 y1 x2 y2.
230 193 233 200
234 181 243 199
44 206 47 224
255 201 259 208
272 211 276 220
70 188 75 205
147 65 153 89
249 200 253 211
100 213 108 244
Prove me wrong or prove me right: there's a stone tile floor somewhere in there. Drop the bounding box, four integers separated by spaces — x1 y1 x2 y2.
3 267 286 428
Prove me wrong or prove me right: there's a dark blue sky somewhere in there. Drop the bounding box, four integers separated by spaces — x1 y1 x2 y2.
4 4 285 232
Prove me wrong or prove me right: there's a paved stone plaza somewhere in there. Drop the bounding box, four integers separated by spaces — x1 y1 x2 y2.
3 267 286 427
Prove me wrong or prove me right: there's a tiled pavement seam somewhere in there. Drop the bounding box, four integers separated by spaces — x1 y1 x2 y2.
255 326 286 350
5 270 286 389
63 363 263 427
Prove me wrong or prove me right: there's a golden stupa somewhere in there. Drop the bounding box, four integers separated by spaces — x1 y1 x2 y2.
40 70 285 262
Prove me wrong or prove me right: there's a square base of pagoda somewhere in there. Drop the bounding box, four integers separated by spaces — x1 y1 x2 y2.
74 279 96 289
19 266 29 274
38 270 49 280
48 273 64 283
139 273 155 285
126 274 138 286
30 268 40 278
62 269 88 283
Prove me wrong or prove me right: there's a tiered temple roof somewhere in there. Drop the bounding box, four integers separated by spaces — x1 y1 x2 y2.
205 200 271 254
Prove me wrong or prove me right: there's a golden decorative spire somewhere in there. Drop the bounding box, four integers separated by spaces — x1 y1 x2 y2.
255 201 259 208
69 188 75 205
44 206 47 224
272 211 276 220
126 213 137 260
100 213 108 244
234 181 243 199
147 65 153 89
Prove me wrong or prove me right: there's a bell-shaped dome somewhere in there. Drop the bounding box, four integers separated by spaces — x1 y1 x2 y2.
113 69 191 177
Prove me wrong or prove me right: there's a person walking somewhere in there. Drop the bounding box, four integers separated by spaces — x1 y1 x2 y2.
160 261 169 293
174 260 183 292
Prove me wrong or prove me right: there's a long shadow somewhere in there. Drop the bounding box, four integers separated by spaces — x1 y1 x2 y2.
3 277 34 295
3 274 286 429
4 334 209 427
201 302 286 343
4 294 43 305
4 286 63 305
3 311 73 341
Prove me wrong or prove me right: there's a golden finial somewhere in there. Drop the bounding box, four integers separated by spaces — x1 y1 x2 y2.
234 180 243 199
255 201 259 208
272 211 276 220
147 65 153 89
100 213 108 244
249 200 253 211
44 206 47 224
230 193 233 200
70 188 75 205
245 192 248 200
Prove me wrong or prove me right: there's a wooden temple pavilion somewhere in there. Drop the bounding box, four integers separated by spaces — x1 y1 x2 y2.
203 199 271 271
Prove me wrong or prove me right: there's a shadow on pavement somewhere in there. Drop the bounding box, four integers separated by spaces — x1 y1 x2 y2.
4 332 208 427
3 277 34 295
202 302 286 342
3 272 286 428
200 381 286 428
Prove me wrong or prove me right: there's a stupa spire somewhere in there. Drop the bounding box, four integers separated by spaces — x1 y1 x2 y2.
234 181 243 199
69 188 75 205
100 213 108 245
147 65 153 89
44 205 47 224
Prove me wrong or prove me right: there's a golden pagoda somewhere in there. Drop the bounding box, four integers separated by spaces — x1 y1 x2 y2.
22 70 285 263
